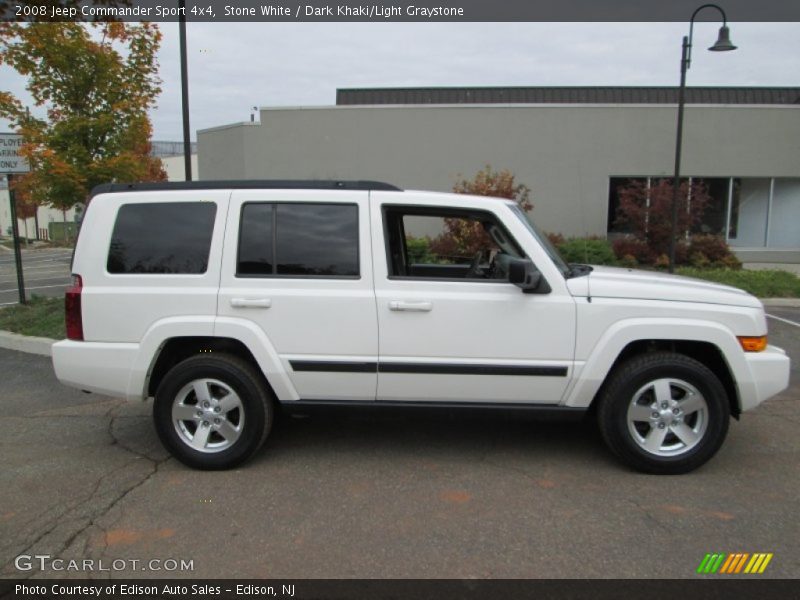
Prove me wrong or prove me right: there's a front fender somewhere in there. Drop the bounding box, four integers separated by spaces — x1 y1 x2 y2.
562 318 747 409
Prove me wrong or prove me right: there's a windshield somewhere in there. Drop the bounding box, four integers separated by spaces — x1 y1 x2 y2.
509 205 570 277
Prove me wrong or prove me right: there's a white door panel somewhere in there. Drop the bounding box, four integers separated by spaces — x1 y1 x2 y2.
218 190 378 401
371 195 577 404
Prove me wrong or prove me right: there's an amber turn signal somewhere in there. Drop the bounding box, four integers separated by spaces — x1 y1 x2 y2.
738 336 767 352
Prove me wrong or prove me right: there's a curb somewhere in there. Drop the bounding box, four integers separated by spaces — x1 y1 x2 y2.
0 330 54 357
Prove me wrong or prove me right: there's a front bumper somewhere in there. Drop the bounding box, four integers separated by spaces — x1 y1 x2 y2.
739 345 791 412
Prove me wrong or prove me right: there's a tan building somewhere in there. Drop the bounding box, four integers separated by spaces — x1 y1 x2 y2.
198 86 800 263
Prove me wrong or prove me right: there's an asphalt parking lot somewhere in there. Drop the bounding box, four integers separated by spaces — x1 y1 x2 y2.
0 246 73 306
0 310 798 580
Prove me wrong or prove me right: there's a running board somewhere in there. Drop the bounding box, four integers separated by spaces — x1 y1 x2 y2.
279 399 587 420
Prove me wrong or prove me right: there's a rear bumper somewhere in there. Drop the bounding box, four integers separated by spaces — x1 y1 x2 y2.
739 345 791 412
51 340 143 400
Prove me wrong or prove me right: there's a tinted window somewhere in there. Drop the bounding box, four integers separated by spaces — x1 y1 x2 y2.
237 203 359 277
107 202 216 274
238 203 274 275
276 204 358 276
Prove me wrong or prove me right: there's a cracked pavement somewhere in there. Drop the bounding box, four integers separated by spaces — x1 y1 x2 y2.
0 310 798 579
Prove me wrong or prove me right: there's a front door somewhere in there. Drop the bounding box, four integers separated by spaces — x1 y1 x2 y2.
372 197 576 404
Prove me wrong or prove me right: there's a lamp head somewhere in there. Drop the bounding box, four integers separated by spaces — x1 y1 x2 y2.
709 25 737 51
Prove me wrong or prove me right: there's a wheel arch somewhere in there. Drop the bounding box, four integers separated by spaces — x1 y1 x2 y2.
147 337 267 397
133 317 299 402
590 339 740 419
564 318 746 416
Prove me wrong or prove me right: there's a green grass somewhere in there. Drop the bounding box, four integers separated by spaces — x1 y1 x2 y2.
676 268 800 298
0 295 65 339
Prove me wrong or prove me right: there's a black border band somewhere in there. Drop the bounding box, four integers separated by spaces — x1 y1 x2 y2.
289 360 568 377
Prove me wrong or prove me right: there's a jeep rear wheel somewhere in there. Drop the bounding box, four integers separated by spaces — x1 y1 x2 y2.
597 352 730 475
154 354 273 470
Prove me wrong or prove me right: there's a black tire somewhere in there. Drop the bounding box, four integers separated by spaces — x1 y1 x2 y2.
597 352 730 475
154 353 273 470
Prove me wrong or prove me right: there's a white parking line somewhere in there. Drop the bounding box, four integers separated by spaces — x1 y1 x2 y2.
0 270 69 279
3 264 69 270
0 268 70 277
0 284 67 293
767 313 800 328
0 279 71 287
0 251 71 261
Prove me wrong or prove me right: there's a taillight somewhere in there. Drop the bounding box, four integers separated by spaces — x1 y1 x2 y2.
65 275 83 341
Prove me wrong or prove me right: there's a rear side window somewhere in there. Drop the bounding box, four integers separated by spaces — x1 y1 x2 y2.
238 203 359 278
107 202 217 274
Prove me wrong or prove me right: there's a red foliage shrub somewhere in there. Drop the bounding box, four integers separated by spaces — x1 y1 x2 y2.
614 178 710 259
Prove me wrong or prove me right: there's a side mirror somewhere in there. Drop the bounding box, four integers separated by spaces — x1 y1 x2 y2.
508 258 550 294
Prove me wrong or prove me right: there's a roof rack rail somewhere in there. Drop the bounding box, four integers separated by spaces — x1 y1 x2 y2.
90 180 402 198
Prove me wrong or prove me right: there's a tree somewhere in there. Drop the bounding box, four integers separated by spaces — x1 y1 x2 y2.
613 178 710 261
0 22 167 239
11 185 38 245
430 165 533 258
453 165 532 210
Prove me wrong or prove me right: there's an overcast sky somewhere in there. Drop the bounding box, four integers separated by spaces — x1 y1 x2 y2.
2 22 798 141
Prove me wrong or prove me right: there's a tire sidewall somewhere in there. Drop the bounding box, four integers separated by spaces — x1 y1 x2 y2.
601 355 729 474
154 357 269 470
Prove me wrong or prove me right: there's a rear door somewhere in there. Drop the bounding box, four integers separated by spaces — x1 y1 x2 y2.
218 190 377 401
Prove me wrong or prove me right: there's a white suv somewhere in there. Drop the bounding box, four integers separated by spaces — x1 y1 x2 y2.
52 181 790 473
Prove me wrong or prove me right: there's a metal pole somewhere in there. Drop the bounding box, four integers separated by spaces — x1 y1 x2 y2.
179 0 192 181
669 36 689 274
7 174 26 304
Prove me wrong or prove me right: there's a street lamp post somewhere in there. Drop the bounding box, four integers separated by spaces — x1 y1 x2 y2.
669 3 737 273
178 0 192 181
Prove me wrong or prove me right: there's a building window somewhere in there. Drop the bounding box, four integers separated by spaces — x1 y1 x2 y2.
728 178 770 247
609 176 800 249
768 179 800 248
692 178 730 236
607 177 646 234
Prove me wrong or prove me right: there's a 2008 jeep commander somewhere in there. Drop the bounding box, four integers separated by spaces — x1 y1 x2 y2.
52 180 790 473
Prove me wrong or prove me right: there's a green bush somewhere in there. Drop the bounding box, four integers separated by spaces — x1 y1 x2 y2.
405 236 436 264
556 237 617 266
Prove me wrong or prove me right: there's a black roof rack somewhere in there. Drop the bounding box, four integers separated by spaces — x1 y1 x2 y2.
90 180 402 198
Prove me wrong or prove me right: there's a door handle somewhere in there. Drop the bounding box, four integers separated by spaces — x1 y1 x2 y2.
389 300 433 312
230 297 272 309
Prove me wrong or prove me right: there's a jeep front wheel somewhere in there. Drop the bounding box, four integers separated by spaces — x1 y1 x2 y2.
154 354 273 470
597 352 730 475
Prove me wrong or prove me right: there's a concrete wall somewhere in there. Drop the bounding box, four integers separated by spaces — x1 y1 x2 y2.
161 153 199 182
198 104 800 238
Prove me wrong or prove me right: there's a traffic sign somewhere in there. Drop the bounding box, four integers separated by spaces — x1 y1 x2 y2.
0 133 30 174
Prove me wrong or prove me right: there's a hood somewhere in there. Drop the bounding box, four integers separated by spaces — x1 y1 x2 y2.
569 266 762 309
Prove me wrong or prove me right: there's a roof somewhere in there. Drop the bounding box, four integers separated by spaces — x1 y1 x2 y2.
90 180 401 198
336 87 800 106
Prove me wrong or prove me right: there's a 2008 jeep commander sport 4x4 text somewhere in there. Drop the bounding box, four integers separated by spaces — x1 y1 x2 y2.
52 181 790 473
